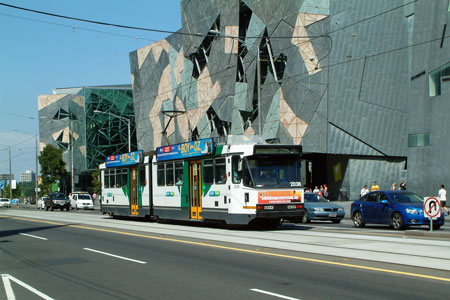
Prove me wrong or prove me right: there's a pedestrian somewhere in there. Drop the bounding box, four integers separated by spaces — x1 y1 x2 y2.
392 182 397 190
438 184 449 215
399 180 406 190
319 185 324 195
313 186 320 193
371 181 380 191
360 185 369 197
323 184 329 198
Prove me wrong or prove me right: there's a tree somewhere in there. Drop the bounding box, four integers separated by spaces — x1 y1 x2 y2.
39 145 67 195
91 168 101 196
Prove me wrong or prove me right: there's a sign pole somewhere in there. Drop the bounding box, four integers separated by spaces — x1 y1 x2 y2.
430 218 433 232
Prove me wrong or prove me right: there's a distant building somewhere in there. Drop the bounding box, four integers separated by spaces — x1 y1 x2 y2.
20 170 35 182
38 85 136 193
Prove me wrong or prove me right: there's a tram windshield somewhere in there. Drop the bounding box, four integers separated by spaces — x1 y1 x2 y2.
242 155 302 188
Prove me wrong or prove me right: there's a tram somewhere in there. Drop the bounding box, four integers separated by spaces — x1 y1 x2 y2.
99 136 305 226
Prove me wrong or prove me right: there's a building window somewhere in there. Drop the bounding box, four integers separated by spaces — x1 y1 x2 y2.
408 133 430 148
429 62 450 96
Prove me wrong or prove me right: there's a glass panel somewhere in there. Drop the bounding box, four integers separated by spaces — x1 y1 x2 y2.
157 164 165 186
104 170 110 188
109 169 116 188
175 162 183 185
203 159 213 184
243 155 302 188
139 166 146 186
166 163 174 186
215 158 226 184
231 156 241 184
115 169 122 188
121 169 128 187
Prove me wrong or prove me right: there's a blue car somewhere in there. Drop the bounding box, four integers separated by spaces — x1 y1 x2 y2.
302 192 345 223
351 191 445 230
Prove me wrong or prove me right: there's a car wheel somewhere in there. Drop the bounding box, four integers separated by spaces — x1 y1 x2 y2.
391 212 404 230
76 204 79 210
302 211 310 223
352 211 365 228
60 208 64 211
332 219 341 224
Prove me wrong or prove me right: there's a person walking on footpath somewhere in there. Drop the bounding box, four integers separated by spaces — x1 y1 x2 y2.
360 185 369 197
438 184 449 215
392 182 397 190
399 180 406 190
371 181 380 191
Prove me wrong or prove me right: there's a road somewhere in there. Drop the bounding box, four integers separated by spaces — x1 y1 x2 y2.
1 208 449 299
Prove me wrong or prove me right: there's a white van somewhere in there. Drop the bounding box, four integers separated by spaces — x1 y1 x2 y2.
70 192 94 210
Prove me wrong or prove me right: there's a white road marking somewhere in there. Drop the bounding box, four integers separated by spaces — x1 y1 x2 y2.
83 248 147 264
250 288 300 300
19 233 48 240
2 274 55 300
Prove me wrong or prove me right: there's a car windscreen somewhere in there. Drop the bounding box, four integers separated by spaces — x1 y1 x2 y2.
389 192 423 204
51 193 67 200
1 199 9 202
77 195 91 200
304 194 328 202
242 155 302 188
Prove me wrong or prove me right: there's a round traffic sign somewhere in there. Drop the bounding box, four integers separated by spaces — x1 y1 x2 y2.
424 197 441 218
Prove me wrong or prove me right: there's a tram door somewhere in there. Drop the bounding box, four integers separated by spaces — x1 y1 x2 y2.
130 167 139 215
189 160 202 220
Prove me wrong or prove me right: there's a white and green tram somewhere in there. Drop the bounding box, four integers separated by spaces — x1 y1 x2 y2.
100 137 305 226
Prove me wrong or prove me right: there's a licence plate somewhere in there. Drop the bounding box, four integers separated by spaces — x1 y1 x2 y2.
329 213 337 217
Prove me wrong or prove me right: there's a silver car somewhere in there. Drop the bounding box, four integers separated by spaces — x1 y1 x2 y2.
302 192 345 223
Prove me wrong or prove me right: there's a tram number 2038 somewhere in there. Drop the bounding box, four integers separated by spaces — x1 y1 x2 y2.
289 182 302 187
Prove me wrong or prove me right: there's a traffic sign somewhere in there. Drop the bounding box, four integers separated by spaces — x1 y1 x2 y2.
424 197 441 219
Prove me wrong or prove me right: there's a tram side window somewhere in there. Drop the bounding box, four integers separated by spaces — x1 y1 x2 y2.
139 166 146 186
203 159 213 184
103 170 108 188
175 162 183 185
121 169 128 187
166 162 174 186
157 164 165 186
115 169 123 188
109 169 116 188
215 158 226 184
231 156 241 184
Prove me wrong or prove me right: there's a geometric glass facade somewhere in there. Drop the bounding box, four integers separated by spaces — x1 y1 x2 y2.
38 85 135 192
129 0 450 199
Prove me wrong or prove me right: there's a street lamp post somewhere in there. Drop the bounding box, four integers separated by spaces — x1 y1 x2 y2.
94 110 131 153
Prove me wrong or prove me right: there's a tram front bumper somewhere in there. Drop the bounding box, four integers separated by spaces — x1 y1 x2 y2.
255 203 305 218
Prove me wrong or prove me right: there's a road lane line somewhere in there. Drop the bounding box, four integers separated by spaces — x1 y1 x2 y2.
250 288 300 300
83 248 146 264
2 274 15 300
5 215 450 283
20 233 48 240
2 274 55 300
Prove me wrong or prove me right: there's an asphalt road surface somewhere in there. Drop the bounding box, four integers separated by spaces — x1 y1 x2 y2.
1 210 449 299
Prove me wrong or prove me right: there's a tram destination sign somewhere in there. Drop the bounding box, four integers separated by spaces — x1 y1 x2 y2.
156 138 213 162
106 150 144 168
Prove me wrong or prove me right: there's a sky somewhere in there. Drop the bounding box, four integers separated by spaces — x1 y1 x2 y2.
0 0 182 181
